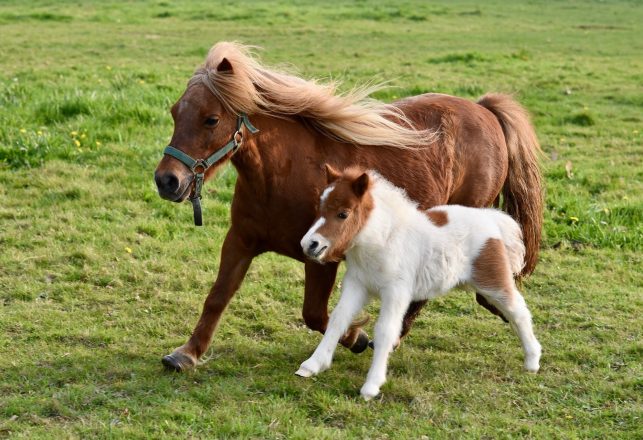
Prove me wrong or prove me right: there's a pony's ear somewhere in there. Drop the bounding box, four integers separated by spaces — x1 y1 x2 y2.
216 57 233 73
325 164 341 184
352 173 370 198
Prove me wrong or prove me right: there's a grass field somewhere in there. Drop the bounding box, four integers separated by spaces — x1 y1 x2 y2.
0 0 641 438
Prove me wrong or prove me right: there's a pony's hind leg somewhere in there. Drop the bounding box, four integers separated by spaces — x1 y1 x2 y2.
478 287 541 372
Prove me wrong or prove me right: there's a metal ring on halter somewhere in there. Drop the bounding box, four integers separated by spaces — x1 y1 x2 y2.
191 159 209 174
233 131 243 147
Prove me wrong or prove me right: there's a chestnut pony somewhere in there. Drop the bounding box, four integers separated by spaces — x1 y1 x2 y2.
154 42 543 371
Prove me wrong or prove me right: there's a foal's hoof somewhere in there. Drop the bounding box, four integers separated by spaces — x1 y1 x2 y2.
295 366 314 378
162 351 196 372
350 332 370 354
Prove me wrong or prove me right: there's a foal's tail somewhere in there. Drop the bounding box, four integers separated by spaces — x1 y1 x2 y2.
492 211 527 276
477 94 543 276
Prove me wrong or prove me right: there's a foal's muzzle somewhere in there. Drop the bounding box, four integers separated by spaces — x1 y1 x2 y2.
301 235 330 262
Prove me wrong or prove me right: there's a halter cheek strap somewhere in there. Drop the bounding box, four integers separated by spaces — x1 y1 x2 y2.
163 113 258 226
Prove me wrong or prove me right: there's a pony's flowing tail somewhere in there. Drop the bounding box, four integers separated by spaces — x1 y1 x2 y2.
477 94 543 276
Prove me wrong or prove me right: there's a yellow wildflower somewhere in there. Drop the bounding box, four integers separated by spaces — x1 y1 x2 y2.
70 131 78 136
19 128 26 133
37 130 43 136
96 141 102 147
569 216 579 222
125 247 132 254
81 133 87 139
74 139 81 147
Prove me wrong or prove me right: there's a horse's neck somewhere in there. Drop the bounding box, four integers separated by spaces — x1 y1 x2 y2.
231 114 342 191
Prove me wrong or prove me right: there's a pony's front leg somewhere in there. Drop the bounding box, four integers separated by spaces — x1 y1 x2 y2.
361 287 410 401
162 228 256 371
296 276 368 377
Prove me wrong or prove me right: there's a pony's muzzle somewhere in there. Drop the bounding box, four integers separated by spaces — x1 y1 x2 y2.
154 170 191 202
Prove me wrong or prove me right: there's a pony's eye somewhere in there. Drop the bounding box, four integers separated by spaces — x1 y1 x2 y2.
205 117 219 127
338 211 348 219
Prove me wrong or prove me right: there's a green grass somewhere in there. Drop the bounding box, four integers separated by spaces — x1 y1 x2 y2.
1 0 641 438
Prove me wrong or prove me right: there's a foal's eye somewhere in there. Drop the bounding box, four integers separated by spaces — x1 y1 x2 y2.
204 117 219 127
337 211 349 219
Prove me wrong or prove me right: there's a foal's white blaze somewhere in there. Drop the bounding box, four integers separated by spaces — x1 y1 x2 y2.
320 185 335 205
300 217 330 260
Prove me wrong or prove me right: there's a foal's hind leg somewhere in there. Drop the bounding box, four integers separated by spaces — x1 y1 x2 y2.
472 239 540 371
302 262 370 353
478 287 541 372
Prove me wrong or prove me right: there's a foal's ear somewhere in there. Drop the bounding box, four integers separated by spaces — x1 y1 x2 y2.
216 57 234 73
324 164 341 184
352 173 370 198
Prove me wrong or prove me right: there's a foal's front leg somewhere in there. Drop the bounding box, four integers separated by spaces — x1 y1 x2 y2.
296 276 368 377
361 287 410 401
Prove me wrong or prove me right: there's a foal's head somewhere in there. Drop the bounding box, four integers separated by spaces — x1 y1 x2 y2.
301 165 375 263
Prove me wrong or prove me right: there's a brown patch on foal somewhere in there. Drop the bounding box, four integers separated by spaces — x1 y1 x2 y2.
426 209 449 226
472 238 514 294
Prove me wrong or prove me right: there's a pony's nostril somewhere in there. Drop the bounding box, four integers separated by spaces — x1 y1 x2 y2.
156 172 180 193
309 241 319 251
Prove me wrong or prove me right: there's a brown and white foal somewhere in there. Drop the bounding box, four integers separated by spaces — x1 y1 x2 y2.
296 165 541 400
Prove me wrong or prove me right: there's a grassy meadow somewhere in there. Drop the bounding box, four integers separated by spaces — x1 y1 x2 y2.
0 0 641 438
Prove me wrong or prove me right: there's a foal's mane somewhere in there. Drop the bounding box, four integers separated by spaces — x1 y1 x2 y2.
189 42 432 149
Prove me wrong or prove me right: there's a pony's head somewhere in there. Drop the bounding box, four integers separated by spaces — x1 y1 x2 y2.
154 43 262 202
301 165 374 263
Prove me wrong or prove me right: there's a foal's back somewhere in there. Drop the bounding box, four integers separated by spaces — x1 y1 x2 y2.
424 205 526 277
357 194 526 299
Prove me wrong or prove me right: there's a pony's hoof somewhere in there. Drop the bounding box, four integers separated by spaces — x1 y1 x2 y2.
350 331 370 354
162 351 196 372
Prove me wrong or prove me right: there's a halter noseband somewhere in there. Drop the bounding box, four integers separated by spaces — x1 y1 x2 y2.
163 113 258 226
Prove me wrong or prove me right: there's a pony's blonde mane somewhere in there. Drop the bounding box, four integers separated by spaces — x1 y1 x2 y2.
189 42 433 149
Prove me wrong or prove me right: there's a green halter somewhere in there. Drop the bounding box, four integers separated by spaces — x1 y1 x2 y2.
163 114 258 226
